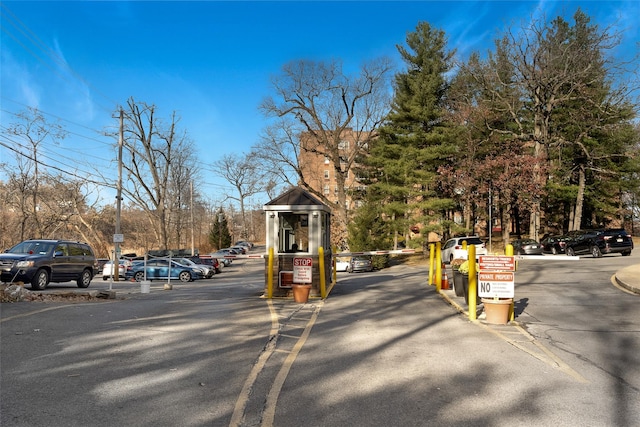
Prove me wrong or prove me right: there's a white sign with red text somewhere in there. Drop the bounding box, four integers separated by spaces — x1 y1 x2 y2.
293 257 313 284
478 271 515 298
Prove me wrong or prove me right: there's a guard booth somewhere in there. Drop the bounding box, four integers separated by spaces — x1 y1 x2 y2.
263 187 332 298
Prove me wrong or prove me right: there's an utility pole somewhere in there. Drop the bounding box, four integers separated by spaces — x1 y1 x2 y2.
190 180 195 256
114 108 124 281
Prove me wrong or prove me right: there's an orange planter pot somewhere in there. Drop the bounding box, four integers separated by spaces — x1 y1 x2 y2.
292 284 311 303
481 298 512 325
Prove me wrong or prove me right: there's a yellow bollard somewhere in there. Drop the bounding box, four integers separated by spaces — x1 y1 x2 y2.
435 242 442 293
267 247 274 299
319 246 326 299
505 244 515 321
468 245 477 320
429 243 435 285
332 246 337 284
462 240 468 250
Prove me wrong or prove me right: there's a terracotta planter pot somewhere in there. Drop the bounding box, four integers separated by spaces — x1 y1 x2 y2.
292 284 311 303
481 298 513 325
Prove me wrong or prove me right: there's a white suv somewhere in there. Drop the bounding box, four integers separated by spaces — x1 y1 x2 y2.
441 236 487 264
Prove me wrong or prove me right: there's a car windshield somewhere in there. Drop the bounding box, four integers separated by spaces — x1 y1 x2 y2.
7 241 54 255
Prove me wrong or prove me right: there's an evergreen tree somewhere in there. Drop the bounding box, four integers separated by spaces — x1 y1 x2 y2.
362 22 459 247
209 209 232 250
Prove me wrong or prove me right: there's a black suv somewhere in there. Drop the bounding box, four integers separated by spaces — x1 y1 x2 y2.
565 229 634 258
0 239 97 290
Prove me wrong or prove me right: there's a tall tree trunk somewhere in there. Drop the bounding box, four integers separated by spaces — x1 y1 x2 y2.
572 165 586 231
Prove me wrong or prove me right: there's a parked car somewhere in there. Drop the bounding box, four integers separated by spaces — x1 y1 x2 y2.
213 249 236 266
235 241 253 249
230 245 247 254
191 256 221 274
102 259 133 280
334 257 350 272
540 235 569 254
565 229 634 258
175 257 214 278
125 258 202 282
511 238 544 255
0 239 97 290
348 255 373 273
441 236 487 264
96 258 110 275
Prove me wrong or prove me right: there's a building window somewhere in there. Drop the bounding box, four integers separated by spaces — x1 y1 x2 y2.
324 170 330 180
338 140 349 150
324 156 330 164
323 185 330 195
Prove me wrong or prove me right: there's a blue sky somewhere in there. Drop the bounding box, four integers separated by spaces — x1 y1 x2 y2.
1 1 638 207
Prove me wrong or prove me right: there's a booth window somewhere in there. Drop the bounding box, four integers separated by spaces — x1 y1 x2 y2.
278 213 309 253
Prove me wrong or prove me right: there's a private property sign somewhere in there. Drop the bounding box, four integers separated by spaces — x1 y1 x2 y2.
478 255 515 298
293 257 313 284
478 271 515 298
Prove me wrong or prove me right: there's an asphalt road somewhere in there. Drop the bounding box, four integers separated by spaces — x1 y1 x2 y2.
1 250 639 427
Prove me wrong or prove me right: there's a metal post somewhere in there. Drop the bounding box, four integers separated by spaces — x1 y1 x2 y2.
319 246 326 298
505 244 515 321
267 247 274 299
435 242 442 293
114 108 123 281
428 243 435 285
468 245 477 320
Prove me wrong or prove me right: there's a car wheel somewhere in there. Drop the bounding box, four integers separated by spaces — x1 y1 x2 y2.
30 268 49 290
622 251 631 256
591 246 602 258
77 269 92 288
103 276 108 281
567 247 575 256
134 271 145 282
179 271 192 282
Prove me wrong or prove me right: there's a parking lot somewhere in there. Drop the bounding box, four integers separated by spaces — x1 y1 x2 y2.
2 250 639 426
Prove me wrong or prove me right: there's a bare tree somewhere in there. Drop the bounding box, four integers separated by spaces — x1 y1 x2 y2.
211 153 263 240
255 58 393 243
1 107 67 239
119 97 198 250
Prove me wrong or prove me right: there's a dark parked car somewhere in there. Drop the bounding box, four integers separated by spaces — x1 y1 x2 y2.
512 238 544 255
348 256 373 273
565 229 633 258
540 235 569 254
0 239 97 290
125 258 202 282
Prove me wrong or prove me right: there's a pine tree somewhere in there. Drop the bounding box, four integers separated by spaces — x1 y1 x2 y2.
362 22 459 247
209 209 232 250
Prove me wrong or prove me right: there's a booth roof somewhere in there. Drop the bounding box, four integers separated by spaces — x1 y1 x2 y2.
264 187 331 213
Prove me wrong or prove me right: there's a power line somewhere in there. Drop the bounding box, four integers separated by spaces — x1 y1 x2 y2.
0 139 117 188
